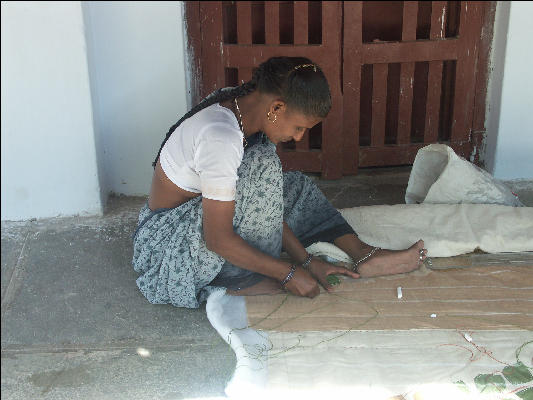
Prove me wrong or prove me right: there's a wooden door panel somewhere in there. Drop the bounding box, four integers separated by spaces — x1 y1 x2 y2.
344 1 487 171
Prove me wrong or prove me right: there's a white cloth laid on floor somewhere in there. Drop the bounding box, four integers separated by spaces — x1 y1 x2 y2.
207 285 533 400
306 203 533 260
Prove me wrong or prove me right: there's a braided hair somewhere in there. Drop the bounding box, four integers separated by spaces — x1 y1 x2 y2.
152 56 331 168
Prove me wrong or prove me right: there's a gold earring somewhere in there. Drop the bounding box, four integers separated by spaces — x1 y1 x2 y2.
267 111 277 123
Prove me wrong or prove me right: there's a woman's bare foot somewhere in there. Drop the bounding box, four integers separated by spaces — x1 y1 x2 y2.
355 240 427 278
226 278 285 296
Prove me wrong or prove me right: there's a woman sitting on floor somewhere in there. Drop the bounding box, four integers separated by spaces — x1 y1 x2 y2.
132 56 428 308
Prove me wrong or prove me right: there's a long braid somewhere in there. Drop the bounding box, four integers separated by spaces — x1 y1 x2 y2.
152 81 256 168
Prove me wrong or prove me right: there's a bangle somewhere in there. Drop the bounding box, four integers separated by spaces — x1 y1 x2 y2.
280 264 297 288
301 254 313 270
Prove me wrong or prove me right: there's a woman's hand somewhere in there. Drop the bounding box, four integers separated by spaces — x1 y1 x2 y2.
308 257 360 292
283 267 321 298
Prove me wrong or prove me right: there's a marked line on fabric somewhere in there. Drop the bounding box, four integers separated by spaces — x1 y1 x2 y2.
337 286 533 291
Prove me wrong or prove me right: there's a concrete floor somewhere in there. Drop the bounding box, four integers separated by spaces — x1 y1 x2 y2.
2 167 532 400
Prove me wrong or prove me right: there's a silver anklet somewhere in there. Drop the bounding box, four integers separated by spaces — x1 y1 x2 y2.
352 246 381 273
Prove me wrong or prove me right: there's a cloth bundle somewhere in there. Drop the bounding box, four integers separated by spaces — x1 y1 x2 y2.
405 144 523 206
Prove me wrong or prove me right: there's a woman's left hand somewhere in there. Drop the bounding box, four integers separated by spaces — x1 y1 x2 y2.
307 257 360 292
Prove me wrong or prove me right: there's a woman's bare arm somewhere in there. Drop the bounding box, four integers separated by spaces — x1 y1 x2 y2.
281 221 309 264
202 197 320 297
280 221 360 291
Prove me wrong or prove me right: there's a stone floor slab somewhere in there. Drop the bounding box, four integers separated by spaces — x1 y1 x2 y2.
2 343 233 400
1 223 221 348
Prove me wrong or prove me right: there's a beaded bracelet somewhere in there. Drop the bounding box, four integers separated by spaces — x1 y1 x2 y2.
280 264 297 288
301 254 313 270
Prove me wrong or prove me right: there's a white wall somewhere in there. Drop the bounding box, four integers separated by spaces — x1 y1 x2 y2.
1 1 102 221
483 1 509 176
82 1 189 196
484 1 533 180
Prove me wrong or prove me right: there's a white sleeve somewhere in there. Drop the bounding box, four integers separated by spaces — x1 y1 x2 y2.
194 136 244 201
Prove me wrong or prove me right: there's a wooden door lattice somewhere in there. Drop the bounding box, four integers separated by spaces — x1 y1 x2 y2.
185 1 492 179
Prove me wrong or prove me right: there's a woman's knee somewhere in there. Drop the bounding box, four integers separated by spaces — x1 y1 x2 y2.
257 142 282 170
283 170 314 193
235 142 283 204
241 142 282 180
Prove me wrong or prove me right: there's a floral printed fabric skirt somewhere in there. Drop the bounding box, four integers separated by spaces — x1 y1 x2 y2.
132 135 356 308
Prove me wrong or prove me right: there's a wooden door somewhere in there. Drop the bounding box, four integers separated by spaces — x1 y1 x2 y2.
342 1 491 174
185 1 494 179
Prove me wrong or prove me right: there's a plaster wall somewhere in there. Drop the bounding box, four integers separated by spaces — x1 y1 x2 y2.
82 1 189 197
484 1 533 180
1 1 102 221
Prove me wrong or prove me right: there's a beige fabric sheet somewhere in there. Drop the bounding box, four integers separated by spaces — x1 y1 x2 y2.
246 265 533 332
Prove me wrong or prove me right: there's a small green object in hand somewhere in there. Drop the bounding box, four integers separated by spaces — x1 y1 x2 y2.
326 275 341 286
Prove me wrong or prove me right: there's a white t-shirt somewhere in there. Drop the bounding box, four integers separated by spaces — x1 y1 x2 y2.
159 103 244 201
